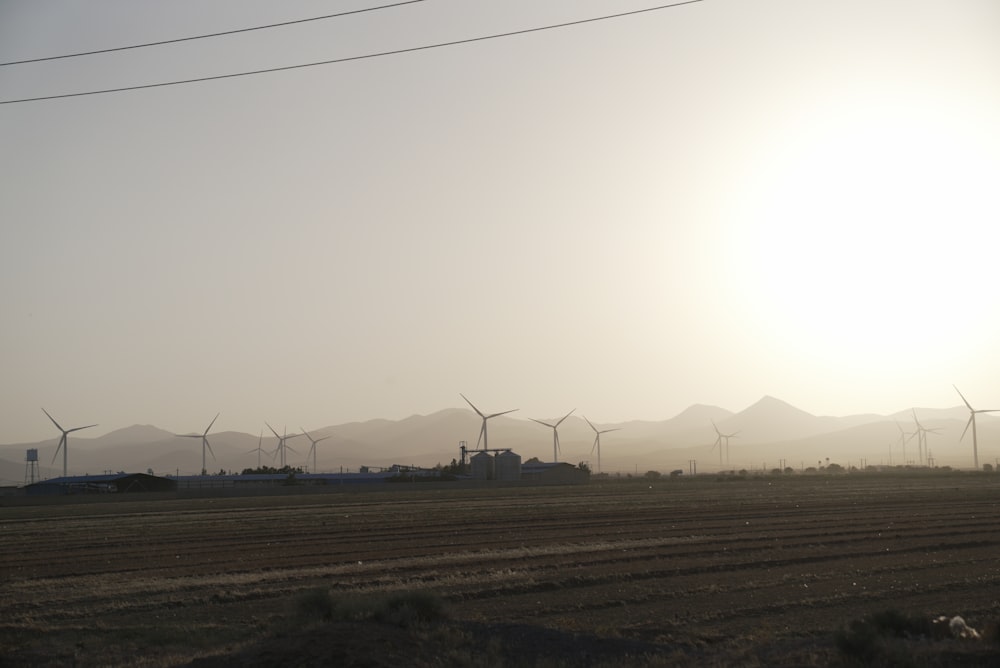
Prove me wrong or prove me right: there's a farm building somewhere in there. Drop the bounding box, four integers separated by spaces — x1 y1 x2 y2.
468 450 523 481
26 473 177 496
520 462 590 485
170 471 399 490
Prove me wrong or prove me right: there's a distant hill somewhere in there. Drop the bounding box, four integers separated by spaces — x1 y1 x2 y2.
3 399 1000 484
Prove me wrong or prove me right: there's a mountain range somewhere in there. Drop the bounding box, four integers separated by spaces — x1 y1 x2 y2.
3 396 997 485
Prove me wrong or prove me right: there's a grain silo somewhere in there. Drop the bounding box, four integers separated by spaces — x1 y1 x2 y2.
494 450 521 481
470 451 494 480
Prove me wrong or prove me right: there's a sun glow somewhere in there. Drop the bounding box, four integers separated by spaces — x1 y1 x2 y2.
727 99 1000 371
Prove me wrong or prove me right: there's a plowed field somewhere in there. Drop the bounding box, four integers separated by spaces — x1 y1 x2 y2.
3 474 1000 666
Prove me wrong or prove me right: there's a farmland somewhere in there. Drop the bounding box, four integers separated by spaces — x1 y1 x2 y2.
2 473 1000 666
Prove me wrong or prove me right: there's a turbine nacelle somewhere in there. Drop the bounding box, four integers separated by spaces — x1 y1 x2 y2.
461 394 517 451
42 408 97 476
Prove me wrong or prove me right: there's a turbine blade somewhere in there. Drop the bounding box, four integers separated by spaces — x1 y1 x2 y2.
460 394 485 418
583 416 598 433
960 415 973 441
530 418 556 428
953 385 974 410
555 409 575 427
41 408 63 432
487 409 518 419
300 427 313 442
266 422 281 439
205 412 220 435
51 437 65 464
67 424 97 433
205 440 216 460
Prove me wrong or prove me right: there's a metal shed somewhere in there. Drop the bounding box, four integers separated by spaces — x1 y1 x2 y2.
26 473 178 496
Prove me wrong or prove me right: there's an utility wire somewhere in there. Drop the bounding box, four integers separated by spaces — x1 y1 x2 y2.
0 0 428 67
0 0 705 106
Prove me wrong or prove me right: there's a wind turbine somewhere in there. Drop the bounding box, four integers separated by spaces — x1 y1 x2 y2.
710 419 739 467
954 385 999 470
710 420 725 467
246 429 270 469
584 417 619 475
266 422 301 468
177 413 219 475
893 420 916 466
460 394 517 450
530 408 574 463
301 427 331 473
41 408 97 478
911 409 941 466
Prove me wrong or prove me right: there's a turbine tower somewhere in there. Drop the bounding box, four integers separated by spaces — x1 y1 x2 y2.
710 419 739 467
954 385 999 470
460 394 517 450
266 422 301 468
530 408 574 463
894 420 916 466
301 427 331 473
246 429 269 469
41 408 97 478
584 417 619 475
177 413 219 475
911 409 941 466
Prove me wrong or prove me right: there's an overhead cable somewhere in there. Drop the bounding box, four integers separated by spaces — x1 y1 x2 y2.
0 0 705 105
0 0 428 67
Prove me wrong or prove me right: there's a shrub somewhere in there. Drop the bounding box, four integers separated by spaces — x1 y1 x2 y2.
295 588 336 621
834 609 931 664
294 589 448 628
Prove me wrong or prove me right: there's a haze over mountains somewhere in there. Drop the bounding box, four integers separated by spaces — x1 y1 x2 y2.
3 396 997 485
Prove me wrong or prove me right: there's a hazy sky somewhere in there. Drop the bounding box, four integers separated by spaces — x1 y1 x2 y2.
2 0 999 444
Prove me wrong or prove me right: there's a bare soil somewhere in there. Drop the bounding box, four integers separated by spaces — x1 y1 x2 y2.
2 473 1000 666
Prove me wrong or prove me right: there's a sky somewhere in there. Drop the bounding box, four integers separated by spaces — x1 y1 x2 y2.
1 0 999 444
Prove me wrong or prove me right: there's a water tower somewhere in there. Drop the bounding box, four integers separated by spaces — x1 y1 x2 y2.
24 448 39 485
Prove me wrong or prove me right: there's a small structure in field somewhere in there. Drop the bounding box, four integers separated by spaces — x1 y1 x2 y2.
26 473 177 496
520 461 590 485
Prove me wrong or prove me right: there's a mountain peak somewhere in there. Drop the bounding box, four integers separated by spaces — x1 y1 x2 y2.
745 396 815 418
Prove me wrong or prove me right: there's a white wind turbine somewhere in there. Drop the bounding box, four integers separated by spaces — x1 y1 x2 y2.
710 419 739 467
461 394 517 450
42 408 97 478
954 385 999 470
584 417 619 475
530 408 574 463
301 427 331 473
893 420 916 466
177 413 219 475
246 429 270 469
266 422 301 468
911 409 941 466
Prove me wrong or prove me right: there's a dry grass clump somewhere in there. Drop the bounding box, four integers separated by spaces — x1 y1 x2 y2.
833 608 998 666
294 588 449 628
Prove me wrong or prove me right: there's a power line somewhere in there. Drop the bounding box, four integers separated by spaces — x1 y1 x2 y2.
0 0 428 67
0 0 705 106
